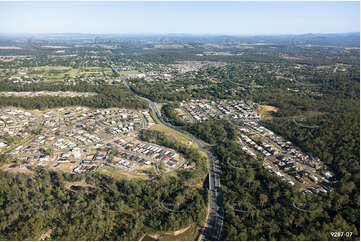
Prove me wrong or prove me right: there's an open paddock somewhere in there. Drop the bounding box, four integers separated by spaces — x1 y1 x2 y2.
119 71 141 76
41 46 71 49
0 46 23 50
11 65 114 82
0 91 97 97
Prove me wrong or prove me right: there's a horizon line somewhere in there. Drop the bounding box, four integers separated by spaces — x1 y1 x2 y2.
0 32 360 37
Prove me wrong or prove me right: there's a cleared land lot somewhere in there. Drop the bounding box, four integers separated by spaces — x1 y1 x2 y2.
0 91 97 97
0 46 23 49
99 168 148 181
149 124 196 148
13 65 113 82
2 164 35 176
141 221 203 241
119 71 141 75
257 104 278 120
41 46 71 49
64 180 96 190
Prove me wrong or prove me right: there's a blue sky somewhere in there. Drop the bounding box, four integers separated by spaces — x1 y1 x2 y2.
0 1 359 35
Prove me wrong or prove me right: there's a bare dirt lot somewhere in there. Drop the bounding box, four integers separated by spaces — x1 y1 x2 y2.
37 227 55 241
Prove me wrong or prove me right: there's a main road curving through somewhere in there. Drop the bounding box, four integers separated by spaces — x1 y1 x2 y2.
121 77 224 241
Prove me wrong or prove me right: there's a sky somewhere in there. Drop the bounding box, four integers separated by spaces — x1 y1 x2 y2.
0 1 359 35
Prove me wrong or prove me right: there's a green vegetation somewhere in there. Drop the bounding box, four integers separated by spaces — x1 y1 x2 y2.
161 105 239 145
181 117 359 240
149 124 195 148
148 108 159 124
0 33 359 240
120 71 141 75
0 82 148 110
161 103 187 126
128 79 190 102
217 140 359 240
11 65 114 83
141 129 208 179
0 156 207 240
186 120 238 145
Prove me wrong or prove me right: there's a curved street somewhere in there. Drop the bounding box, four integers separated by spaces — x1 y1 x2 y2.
121 77 224 241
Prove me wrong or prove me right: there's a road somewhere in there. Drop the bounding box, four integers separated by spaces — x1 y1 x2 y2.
121 77 224 240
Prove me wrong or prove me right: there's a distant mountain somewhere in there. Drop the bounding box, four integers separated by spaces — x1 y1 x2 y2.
0 32 359 47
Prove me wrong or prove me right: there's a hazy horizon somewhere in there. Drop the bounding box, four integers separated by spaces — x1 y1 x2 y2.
0 2 359 35
0 32 360 36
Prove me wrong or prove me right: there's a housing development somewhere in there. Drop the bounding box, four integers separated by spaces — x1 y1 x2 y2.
1 106 187 178
0 30 359 241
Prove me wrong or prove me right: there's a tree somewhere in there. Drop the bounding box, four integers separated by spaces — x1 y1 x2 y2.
259 194 268 208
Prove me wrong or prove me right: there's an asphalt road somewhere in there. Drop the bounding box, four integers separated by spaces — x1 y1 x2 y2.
121 77 224 241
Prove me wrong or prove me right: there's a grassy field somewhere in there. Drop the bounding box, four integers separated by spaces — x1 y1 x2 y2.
0 69 7 77
33 66 71 71
64 179 96 190
119 71 141 75
141 221 203 241
148 124 196 148
82 67 105 71
0 46 23 50
159 223 203 241
257 104 278 120
186 85 203 92
54 162 77 173
149 108 159 124
41 46 70 49
1 164 35 176
99 168 148 181
14 65 113 82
